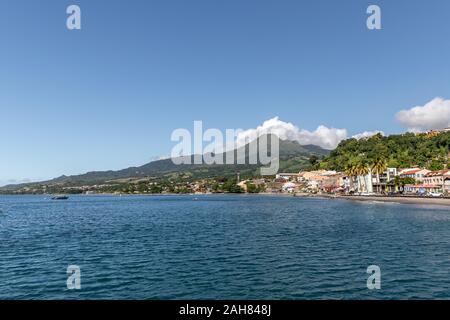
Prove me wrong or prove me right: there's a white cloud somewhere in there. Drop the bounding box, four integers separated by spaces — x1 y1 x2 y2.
150 155 170 161
352 130 384 140
395 97 450 132
235 117 348 150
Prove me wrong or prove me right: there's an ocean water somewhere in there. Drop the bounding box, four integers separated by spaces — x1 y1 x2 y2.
1 194 450 300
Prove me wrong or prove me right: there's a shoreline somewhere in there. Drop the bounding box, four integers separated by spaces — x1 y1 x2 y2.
2 192 450 207
303 193 450 207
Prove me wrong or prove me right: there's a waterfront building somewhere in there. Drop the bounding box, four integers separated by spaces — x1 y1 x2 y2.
423 170 450 186
398 168 430 183
282 182 297 193
404 184 442 194
371 167 398 193
403 170 450 194
275 173 299 181
321 173 347 193
265 182 284 193
237 180 249 192
298 170 335 183
274 177 289 183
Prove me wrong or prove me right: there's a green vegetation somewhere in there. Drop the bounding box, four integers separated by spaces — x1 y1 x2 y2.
222 178 244 193
321 132 450 171
245 181 265 193
0 138 328 194
394 176 416 188
4 132 450 196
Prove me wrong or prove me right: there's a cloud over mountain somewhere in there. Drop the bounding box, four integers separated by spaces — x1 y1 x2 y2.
395 97 450 132
235 117 348 150
352 130 384 140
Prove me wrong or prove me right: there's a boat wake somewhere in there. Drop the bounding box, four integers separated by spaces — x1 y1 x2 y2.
368 200 400 205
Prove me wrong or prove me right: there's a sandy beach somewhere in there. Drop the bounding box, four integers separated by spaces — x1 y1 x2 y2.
312 194 450 207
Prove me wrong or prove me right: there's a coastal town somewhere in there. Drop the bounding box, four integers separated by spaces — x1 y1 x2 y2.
6 166 450 198
4 128 450 199
259 167 449 197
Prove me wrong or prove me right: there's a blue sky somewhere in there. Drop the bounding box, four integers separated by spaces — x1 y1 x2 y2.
1 0 450 185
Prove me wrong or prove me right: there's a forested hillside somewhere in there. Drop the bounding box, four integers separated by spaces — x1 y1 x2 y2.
321 132 450 172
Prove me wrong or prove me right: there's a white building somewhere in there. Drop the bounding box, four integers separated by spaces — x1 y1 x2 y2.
276 173 298 181
282 182 297 193
398 168 430 183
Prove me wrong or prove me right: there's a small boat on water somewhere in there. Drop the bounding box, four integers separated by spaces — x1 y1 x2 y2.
51 195 69 200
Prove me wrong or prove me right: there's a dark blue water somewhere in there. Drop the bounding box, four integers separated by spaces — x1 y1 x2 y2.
1 194 450 299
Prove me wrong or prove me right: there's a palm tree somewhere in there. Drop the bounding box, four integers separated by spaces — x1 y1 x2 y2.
344 162 357 192
356 165 370 193
355 157 370 193
372 158 387 193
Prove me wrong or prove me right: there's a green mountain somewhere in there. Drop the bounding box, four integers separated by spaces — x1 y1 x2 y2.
0 138 329 192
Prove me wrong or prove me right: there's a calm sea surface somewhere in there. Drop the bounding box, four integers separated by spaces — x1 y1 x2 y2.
1 194 450 299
